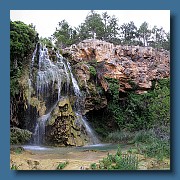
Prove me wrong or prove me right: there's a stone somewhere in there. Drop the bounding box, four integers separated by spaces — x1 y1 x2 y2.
64 39 170 94
45 97 87 146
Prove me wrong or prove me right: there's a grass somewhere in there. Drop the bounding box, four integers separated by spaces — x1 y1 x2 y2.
133 129 170 161
11 164 19 170
107 128 170 161
106 130 135 143
56 161 69 170
90 146 139 170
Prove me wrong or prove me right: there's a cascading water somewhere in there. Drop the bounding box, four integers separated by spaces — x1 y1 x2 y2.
34 102 57 145
29 44 99 145
66 61 100 144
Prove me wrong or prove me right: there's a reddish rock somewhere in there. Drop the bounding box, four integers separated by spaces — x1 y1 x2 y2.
63 39 170 93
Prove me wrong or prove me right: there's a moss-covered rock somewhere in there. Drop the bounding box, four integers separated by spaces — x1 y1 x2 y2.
46 97 88 146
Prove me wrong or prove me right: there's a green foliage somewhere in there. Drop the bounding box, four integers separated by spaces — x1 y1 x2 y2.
90 146 139 170
11 164 19 170
133 129 170 160
107 130 135 143
137 21 151 46
56 161 69 170
10 127 32 145
150 26 170 50
14 147 24 154
39 37 53 48
10 20 38 97
89 65 97 76
107 78 170 131
53 20 78 48
90 163 97 170
10 21 37 66
148 78 170 126
52 10 170 50
121 21 138 45
106 77 119 99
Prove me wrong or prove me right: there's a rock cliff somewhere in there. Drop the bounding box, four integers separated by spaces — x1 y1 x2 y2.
64 39 170 94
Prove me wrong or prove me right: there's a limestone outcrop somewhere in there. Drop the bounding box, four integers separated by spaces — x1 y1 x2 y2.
45 97 88 146
63 39 170 94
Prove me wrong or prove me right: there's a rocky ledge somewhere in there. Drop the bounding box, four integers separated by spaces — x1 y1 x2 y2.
63 39 170 94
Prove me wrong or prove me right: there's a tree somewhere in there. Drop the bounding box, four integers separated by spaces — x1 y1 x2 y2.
162 32 170 51
120 21 138 45
39 37 53 48
102 11 110 40
80 10 104 39
150 26 170 50
10 20 38 97
10 21 38 69
138 22 151 46
106 15 120 44
53 20 78 48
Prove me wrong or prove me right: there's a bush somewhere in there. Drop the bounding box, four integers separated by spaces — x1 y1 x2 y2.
133 129 170 160
89 65 97 77
107 130 135 143
90 146 139 170
11 164 19 170
106 78 170 132
56 161 69 170
10 127 32 145
10 21 38 97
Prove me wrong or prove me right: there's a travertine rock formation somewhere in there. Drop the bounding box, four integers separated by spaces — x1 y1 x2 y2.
46 97 88 146
63 39 170 94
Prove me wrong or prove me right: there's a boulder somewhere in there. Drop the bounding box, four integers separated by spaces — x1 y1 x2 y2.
45 97 88 146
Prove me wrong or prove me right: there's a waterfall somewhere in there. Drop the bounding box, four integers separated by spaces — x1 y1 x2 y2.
66 61 81 97
29 45 99 145
66 61 100 144
33 102 57 145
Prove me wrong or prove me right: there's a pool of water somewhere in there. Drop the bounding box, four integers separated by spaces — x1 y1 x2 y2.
21 143 122 154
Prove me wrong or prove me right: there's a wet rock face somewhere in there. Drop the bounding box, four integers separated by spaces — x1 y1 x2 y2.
72 61 107 114
63 39 170 94
45 97 88 146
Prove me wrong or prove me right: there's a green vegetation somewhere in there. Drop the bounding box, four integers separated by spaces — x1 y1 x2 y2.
11 164 19 170
101 78 170 161
10 20 38 97
39 37 54 48
106 78 170 131
107 130 135 143
106 128 170 161
14 147 24 154
133 129 170 161
52 10 170 50
89 65 97 77
56 161 69 170
90 146 138 170
10 127 32 145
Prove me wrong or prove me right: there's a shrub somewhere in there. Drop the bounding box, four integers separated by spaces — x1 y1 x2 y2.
89 65 97 77
106 78 170 132
10 127 32 145
10 21 38 97
56 161 69 170
132 129 170 160
90 146 139 170
11 164 19 170
107 130 135 143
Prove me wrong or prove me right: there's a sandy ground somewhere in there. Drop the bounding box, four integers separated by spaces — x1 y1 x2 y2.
10 146 170 170
10 149 117 170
